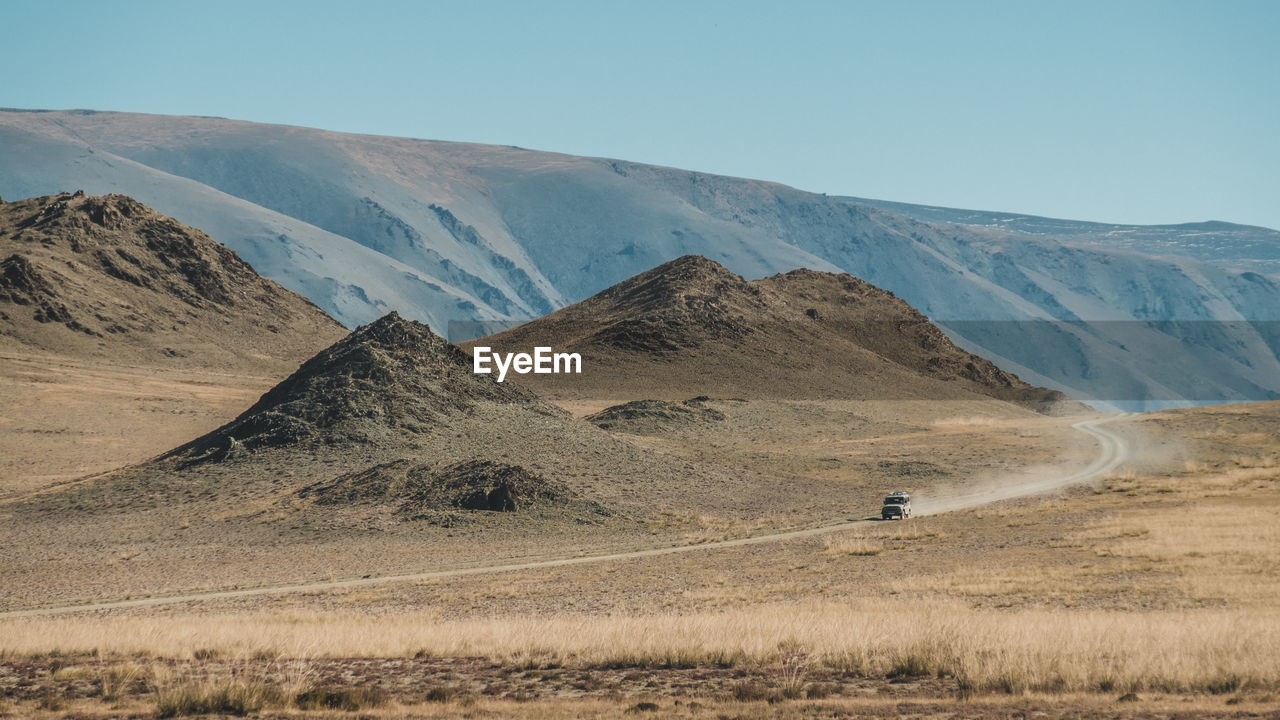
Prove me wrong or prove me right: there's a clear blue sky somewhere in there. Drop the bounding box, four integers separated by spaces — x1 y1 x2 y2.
3 0 1277 228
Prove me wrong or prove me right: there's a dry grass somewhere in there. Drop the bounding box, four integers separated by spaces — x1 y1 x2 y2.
822 535 883 556
153 679 287 717
12 692 1280 720
1080 453 1280 606
895 420 1280 609
1084 502 1280 603
0 351 272 494
4 602 1279 695
931 415 1010 428
822 520 944 555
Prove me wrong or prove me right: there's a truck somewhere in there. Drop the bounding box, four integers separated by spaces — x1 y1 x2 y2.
881 491 912 520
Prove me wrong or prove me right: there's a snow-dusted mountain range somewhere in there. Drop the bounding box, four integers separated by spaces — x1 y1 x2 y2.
2 108 1278 409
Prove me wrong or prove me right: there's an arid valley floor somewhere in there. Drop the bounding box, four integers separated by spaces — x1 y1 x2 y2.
2 346 1278 719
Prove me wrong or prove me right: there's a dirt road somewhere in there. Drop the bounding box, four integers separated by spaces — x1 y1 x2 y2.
914 414 1131 514
0 414 1130 618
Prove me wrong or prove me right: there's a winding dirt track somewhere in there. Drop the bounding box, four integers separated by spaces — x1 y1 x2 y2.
0 414 1130 619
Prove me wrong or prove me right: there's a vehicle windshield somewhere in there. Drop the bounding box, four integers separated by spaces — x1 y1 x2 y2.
883 497 906 505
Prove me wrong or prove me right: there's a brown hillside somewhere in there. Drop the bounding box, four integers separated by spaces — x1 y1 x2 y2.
0 191 344 373
168 311 552 460
32 313 767 532
463 255 1085 414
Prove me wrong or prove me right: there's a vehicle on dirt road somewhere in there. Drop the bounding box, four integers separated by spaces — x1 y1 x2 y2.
881 491 912 520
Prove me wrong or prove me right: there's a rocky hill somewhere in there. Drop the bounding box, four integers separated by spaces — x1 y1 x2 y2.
170 311 549 460
0 191 344 373
103 312 750 527
464 256 1084 414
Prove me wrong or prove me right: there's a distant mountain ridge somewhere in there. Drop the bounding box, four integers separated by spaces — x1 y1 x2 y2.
850 196 1280 274
3 109 1279 409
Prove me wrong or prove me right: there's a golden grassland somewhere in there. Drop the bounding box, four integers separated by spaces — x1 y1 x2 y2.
8 690 1279 720
4 439 1279 714
2 404 1278 716
4 601 1278 696
823 518 947 555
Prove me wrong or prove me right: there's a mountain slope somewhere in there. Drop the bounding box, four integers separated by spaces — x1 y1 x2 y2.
463 256 1082 414
0 191 344 373
3 109 1279 408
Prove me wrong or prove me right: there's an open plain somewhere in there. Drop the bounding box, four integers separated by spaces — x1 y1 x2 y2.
2 345 1278 717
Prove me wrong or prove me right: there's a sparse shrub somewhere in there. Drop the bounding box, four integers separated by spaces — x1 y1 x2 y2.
775 645 809 699
192 648 219 661
99 663 145 702
805 682 838 699
295 685 387 711
822 534 883 556
155 680 285 717
778 683 805 699
993 671 1027 695
35 687 64 711
425 685 457 703
887 652 932 679
601 689 626 703
511 649 557 670
573 672 605 691
1203 673 1246 695
706 649 743 668
822 650 869 675
295 687 357 711
730 681 770 702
